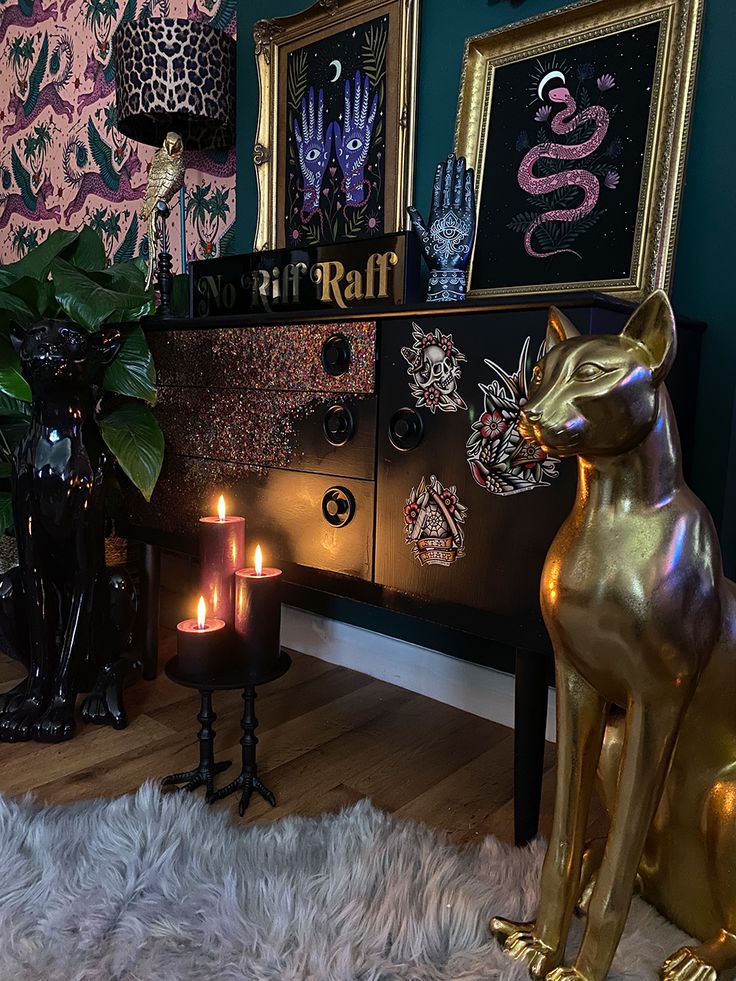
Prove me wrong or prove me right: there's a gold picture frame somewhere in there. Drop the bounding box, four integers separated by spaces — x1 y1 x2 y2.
253 0 419 251
454 0 703 300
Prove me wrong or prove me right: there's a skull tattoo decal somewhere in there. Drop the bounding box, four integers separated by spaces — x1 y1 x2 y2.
401 323 467 414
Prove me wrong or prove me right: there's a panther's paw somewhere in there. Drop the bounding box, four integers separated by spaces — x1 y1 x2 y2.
660 947 717 981
32 697 76 742
0 696 45 741
546 967 589 981
490 918 560 978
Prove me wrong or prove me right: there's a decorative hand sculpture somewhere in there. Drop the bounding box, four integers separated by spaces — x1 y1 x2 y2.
328 69 378 207
408 153 476 303
294 86 330 217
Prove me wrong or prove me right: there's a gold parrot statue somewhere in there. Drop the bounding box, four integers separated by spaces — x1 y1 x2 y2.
142 130 185 291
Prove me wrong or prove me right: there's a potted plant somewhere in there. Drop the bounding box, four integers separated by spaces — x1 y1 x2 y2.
0 227 164 742
0 226 163 513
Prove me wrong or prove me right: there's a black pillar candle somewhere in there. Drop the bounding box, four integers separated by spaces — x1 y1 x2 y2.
234 547 282 678
177 596 227 682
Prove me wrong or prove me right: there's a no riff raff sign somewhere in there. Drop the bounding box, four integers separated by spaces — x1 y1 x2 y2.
189 232 419 318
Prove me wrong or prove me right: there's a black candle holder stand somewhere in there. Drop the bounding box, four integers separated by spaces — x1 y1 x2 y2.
161 650 291 812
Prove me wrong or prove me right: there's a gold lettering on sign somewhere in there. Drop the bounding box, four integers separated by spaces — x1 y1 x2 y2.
284 262 307 303
311 261 347 309
365 251 398 299
345 269 364 301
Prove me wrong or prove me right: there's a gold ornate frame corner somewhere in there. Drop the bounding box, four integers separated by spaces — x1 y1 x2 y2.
454 0 704 301
253 0 420 251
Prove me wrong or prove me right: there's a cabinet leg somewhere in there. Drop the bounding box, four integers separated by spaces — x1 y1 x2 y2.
513 647 549 846
141 543 160 680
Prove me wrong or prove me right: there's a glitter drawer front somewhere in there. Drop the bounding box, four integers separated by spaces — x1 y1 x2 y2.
131 321 377 580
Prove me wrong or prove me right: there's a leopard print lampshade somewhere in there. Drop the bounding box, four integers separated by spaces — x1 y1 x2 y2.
113 17 235 151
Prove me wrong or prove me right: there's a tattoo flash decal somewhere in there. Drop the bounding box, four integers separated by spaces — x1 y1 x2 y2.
401 323 467 413
404 474 467 566
467 337 559 496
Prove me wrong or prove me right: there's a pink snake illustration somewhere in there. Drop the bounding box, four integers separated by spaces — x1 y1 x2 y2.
518 70 609 259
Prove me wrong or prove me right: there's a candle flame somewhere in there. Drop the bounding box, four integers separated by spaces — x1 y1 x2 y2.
217 495 226 522
255 544 263 576
197 595 206 629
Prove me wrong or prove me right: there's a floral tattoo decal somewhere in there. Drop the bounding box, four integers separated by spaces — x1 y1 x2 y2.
467 337 559 495
400 323 467 414
404 474 467 567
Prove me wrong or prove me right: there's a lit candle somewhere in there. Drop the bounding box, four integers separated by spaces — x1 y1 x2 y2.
177 595 226 680
234 545 282 678
199 494 245 625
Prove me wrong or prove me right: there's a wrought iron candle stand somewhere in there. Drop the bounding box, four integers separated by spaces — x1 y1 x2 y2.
161 649 291 812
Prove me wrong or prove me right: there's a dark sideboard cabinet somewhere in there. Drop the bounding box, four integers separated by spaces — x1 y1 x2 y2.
128 293 704 843
132 294 702 631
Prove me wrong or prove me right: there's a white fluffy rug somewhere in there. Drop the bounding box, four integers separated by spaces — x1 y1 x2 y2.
0 783 691 980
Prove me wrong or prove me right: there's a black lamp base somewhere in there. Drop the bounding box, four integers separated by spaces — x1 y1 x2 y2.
154 201 175 320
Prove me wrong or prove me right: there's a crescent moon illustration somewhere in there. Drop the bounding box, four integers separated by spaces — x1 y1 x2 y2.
329 59 342 82
538 69 565 100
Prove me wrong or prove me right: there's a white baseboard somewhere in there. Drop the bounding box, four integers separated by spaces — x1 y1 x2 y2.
281 605 557 742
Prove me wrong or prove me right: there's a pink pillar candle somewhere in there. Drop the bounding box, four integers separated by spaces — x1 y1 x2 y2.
199 503 245 625
234 559 282 678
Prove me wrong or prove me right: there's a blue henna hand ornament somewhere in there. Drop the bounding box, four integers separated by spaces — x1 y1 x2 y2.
408 153 476 303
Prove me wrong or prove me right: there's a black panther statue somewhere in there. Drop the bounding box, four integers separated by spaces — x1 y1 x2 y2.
0 320 140 743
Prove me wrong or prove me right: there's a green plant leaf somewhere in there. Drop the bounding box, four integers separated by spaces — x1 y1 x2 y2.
0 273 56 323
98 401 164 501
97 259 147 294
0 492 13 535
0 418 29 460
51 257 154 331
0 290 34 332
68 225 107 271
0 393 31 419
5 228 79 281
0 336 31 402
103 326 157 404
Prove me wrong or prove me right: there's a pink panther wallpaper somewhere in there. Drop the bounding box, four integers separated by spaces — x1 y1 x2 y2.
0 0 236 266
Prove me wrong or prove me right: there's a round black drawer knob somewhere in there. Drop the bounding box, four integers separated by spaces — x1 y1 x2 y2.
323 405 355 446
321 486 355 527
388 408 423 452
321 334 351 376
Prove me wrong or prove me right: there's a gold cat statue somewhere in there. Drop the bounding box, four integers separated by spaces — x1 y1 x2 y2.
490 290 736 981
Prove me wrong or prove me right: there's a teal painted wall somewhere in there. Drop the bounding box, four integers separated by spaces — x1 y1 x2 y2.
235 0 736 539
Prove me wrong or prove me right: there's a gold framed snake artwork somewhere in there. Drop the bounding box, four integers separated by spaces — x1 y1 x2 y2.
454 0 704 301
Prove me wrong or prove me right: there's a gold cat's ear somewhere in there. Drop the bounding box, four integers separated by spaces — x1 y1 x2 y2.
621 290 676 383
545 306 580 353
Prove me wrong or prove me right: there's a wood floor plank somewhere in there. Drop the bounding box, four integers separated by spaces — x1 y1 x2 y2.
0 641 554 846
0 714 175 796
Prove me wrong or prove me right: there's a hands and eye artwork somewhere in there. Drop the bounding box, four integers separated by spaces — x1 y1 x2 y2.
408 153 476 302
286 16 387 245
466 337 559 496
468 22 661 293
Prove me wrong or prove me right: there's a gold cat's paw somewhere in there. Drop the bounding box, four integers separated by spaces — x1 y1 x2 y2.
489 917 560 978
546 968 587 981
660 947 717 981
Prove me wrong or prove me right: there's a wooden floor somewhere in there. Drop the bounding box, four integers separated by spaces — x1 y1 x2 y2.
0 632 605 846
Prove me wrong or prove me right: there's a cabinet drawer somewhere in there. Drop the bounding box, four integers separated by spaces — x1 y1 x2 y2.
130 455 374 580
156 388 376 479
149 321 376 393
